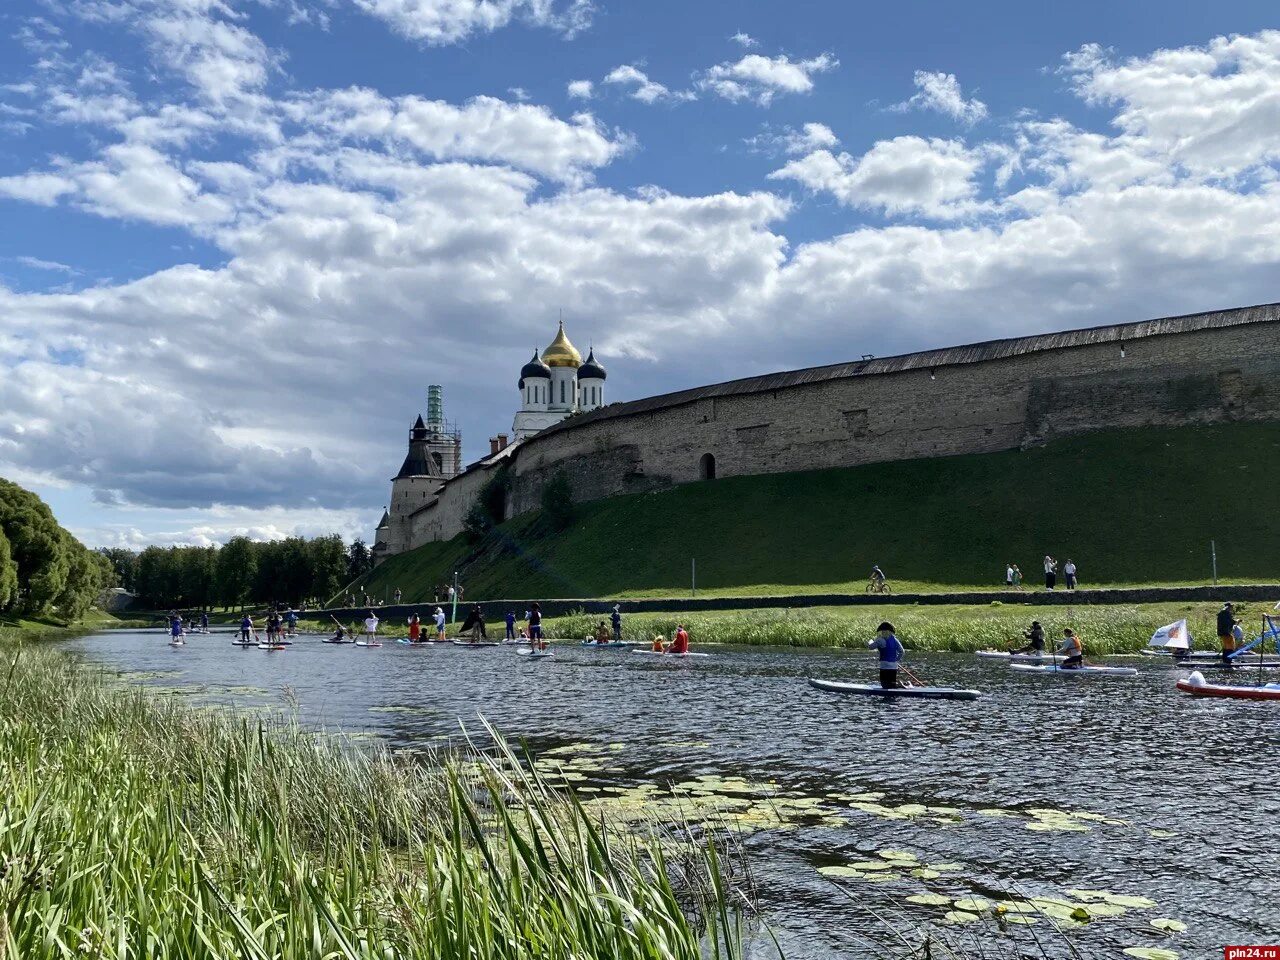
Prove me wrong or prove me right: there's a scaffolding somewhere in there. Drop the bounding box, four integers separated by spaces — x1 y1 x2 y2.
425 384 462 477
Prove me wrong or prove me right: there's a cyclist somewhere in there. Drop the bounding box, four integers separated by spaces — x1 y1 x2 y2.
869 565 887 592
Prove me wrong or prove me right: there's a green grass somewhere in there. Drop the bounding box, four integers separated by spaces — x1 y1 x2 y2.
0 630 749 959
350 423 1280 603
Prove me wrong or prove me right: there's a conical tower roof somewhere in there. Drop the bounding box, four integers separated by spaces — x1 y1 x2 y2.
396 417 442 479
541 320 582 368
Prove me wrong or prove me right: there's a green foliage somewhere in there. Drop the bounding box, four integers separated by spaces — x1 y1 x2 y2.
96 547 136 591
0 478 106 619
307 535 348 603
465 466 512 542
540 470 575 531
0 643 747 960
346 538 373 582
353 423 1280 601
215 536 257 609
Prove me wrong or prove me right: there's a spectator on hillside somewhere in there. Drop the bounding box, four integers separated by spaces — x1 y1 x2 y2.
1064 559 1078 590
1011 564 1023 589
394 587 402 604
457 584 466 601
1005 563 1015 588
447 584 455 603
1044 556 1058 590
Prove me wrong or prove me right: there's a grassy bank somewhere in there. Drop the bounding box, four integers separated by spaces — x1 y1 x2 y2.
351 423 1280 603
309 600 1262 654
0 630 747 959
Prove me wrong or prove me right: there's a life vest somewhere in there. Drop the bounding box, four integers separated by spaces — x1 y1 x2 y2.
879 634 903 665
1063 634 1082 656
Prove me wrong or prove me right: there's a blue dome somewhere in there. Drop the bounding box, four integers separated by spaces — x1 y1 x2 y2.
520 350 551 382
578 348 606 381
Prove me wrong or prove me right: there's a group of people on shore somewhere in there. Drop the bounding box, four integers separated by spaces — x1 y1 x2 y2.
1004 557 1079 591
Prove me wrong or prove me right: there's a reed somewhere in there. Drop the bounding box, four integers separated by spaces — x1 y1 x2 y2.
0 634 747 959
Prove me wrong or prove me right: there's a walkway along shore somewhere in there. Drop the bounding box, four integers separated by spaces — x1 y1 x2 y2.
310 583 1280 622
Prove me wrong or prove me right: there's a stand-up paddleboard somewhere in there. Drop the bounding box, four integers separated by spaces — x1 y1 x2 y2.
452 640 501 647
581 641 638 649
354 640 381 647
322 638 353 645
517 648 555 659
1010 663 1138 677
168 639 185 647
976 650 1054 664
631 650 712 658
809 678 981 701
257 643 287 651
231 639 256 647
1176 670 1280 701
396 638 436 645
1141 648 1262 661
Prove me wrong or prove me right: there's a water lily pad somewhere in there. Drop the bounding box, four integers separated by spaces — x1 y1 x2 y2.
878 849 918 861
910 868 941 880
1034 902 1082 922
925 862 963 872
1151 919 1187 933
1003 915 1039 925
1067 889 1114 902
847 860 897 871
993 901 1038 914
1122 949 1178 960
1085 903 1128 918
1148 829 1176 839
1105 894 1158 909
816 865 862 878
953 898 991 913
943 911 982 925
896 803 928 816
905 893 951 906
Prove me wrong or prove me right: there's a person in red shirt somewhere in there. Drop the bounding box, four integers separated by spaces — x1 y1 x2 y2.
407 614 421 643
669 625 690 655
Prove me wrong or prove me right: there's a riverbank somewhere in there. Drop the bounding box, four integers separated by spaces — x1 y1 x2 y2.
306 599 1261 655
0 623 749 959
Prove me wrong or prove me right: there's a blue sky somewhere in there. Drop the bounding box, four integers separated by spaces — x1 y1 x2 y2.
1 0 1278 548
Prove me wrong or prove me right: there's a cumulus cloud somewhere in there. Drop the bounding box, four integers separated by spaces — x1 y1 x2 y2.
351 0 594 45
602 65 693 104
699 53 837 106
567 79 593 99
770 136 987 218
746 121 839 156
730 31 758 48
894 70 988 124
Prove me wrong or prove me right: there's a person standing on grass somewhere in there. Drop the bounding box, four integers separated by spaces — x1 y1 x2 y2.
505 609 516 640
1012 564 1023 589
611 604 623 643
1064 559 1078 590
1005 563 1015 588
394 587 402 604
434 606 446 641
867 621 904 689
1044 556 1057 590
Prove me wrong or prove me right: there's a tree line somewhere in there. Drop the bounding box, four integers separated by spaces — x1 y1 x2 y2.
99 537 375 610
0 478 114 622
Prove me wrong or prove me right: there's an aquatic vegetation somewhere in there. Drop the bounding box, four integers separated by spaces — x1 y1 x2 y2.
0 642 750 960
1150 918 1187 933
1123 949 1179 960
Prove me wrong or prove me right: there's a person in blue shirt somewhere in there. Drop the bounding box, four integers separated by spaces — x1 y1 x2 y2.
867 621 904 689
239 615 253 642
284 609 298 636
200 611 209 632
170 614 184 641
505 610 516 640
611 605 623 643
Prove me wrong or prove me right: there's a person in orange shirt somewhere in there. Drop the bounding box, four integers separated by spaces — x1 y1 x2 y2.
669 625 690 655
651 634 667 652
407 614 421 643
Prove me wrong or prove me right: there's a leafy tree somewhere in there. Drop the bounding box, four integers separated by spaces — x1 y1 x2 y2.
97 547 137 591
215 537 257 610
55 540 111 621
539 471 575 532
0 478 71 613
346 539 372 581
0 527 17 609
308 535 348 605
465 467 511 541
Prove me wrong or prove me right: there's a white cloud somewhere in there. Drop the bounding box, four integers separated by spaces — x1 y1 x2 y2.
351 0 593 45
1061 31 1280 178
770 136 987 218
15 256 80 275
730 31 757 48
602 64 693 105
0 172 78 205
567 78 593 99
699 53 837 106
895 70 988 124
747 121 840 156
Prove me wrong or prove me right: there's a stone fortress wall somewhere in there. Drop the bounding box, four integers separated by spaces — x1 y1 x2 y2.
391 302 1280 554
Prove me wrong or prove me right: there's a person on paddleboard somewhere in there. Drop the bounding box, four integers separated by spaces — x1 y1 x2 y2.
1055 628 1083 669
460 604 487 642
1009 620 1046 655
200 611 209 632
505 610 516 640
611 605 623 643
1217 603 1237 666
593 620 611 644
284 609 298 636
433 606 446 641
528 603 544 649
408 614 421 642
669 625 690 655
651 633 667 652
170 614 184 642
329 624 347 642
868 621 904 688
363 612 379 644
240 615 253 642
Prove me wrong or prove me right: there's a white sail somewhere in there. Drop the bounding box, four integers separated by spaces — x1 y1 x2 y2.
1149 619 1191 650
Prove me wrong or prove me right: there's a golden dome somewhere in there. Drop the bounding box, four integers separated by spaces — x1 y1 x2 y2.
541 321 582 368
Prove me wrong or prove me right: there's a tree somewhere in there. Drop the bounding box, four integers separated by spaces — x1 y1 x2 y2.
346 539 372 582
55 539 111 621
0 527 17 610
308 535 348 605
540 471 575 532
0 478 71 613
97 548 138 591
215 537 257 610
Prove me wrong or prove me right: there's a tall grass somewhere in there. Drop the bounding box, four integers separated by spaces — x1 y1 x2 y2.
0 636 747 959
549 602 1241 654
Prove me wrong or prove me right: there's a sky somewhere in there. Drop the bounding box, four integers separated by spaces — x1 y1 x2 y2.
2 0 1279 550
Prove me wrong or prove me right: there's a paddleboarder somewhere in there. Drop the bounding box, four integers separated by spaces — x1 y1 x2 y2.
669 624 690 655
593 620 611 644
505 609 516 640
1055 628 1084 669
460 604 487 642
363 611 379 644
284 609 298 636
239 614 253 643
867 621 904 688
170 614 184 643
1008 620 1046 655
408 613 421 643
529 602 544 649
651 633 667 652
434 606 446 641
1218 603 1237 666
200 611 209 633
611 604 623 643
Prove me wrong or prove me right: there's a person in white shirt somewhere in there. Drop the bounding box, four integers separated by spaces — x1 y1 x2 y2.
1043 556 1057 590
1005 563 1015 588
1064 559 1077 590
363 612 379 644
434 606 446 641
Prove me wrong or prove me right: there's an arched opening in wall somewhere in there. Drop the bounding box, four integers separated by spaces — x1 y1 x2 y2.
699 453 717 480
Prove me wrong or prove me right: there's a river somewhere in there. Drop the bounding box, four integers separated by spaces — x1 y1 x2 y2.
66 628 1275 959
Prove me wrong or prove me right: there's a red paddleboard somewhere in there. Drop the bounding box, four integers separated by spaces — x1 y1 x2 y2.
1177 671 1280 701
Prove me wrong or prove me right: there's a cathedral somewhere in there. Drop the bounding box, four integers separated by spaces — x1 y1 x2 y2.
512 321 607 439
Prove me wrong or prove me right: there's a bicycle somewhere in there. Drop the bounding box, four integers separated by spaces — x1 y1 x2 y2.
865 578 892 595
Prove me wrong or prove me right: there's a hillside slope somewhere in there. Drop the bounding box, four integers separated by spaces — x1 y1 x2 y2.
347 423 1280 601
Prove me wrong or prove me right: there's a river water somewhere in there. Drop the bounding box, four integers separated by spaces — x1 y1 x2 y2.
66 629 1276 958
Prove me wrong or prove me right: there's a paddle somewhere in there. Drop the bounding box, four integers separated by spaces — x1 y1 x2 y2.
899 664 927 688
